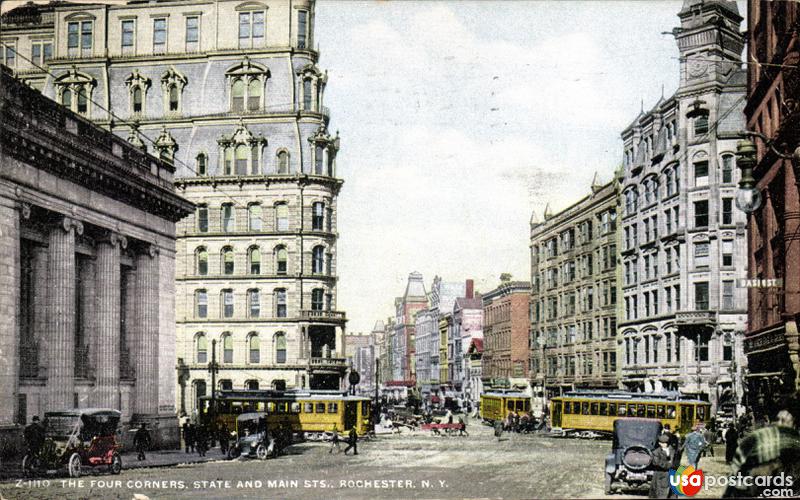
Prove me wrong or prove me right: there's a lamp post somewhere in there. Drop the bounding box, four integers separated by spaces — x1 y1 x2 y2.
734 139 762 214
208 339 219 425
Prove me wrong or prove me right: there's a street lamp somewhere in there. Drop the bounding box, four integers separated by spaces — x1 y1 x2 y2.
735 139 762 214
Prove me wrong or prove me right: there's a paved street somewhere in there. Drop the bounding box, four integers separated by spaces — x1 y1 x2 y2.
0 420 730 499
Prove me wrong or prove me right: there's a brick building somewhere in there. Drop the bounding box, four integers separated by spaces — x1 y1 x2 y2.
481 280 530 385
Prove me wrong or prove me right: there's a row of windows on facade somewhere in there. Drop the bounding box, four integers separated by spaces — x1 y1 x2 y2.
536 285 617 322
622 331 734 366
195 201 331 233
625 200 735 245
67 9 310 56
622 281 737 320
2 42 52 68
193 244 331 276
538 209 617 258
191 142 333 178
542 351 618 377
622 116 711 167
623 156 736 215
194 288 331 319
533 317 618 348
537 244 617 290
622 240 736 286
193 331 287 365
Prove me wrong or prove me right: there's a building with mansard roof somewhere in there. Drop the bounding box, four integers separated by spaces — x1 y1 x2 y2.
0 68 193 447
1 0 349 417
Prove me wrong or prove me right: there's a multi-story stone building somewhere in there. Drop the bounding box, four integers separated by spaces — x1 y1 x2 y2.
344 333 370 393
0 69 193 446
452 296 483 404
529 176 619 397
481 280 531 385
1 0 349 416
618 0 748 413
742 0 800 419
391 272 428 384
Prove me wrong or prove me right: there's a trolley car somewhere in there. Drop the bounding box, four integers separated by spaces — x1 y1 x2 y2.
199 389 373 437
550 391 711 434
480 391 531 423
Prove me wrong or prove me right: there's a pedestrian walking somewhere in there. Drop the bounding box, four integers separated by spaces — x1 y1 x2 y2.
24 416 44 458
344 427 358 455
195 425 208 457
661 424 681 469
649 434 674 499
684 424 708 469
329 425 341 454
494 419 503 440
702 425 715 457
134 423 151 461
458 416 468 437
218 423 230 456
185 423 196 453
724 424 739 464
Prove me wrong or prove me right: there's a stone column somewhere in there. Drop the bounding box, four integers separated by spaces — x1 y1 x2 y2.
133 244 159 416
32 246 49 375
0 201 22 425
93 233 126 408
46 216 82 411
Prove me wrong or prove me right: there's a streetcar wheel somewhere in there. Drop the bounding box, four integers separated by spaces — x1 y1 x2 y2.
68 453 82 478
256 444 268 460
110 452 122 475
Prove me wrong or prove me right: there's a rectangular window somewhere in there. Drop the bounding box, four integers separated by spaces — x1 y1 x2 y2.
722 240 733 266
81 21 93 50
297 10 308 48
197 206 208 233
694 161 709 187
185 16 199 49
694 200 709 228
196 290 207 318
249 290 260 318
675 285 681 311
223 290 234 318
723 343 733 361
695 282 709 311
694 242 709 268
275 289 287 318
239 11 265 48
722 198 733 225
722 155 734 183
153 18 167 52
222 205 234 232
121 20 135 48
4 46 16 68
722 280 734 310
68 22 80 49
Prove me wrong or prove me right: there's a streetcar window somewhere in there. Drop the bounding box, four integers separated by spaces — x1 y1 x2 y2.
291 402 301 413
304 403 314 413
609 403 616 416
277 402 287 413
667 405 676 419
637 404 646 417
562 402 569 414
627 404 636 417
599 403 607 415
681 405 694 425
328 403 338 414
316 403 325 413
267 402 275 413
657 405 665 418
697 405 706 421
646 405 656 419
582 402 589 415
361 401 369 414
516 401 524 411
524 400 530 411
507 401 514 411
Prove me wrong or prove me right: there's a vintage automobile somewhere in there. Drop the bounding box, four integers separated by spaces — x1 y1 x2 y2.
23 408 123 478
227 412 275 460
604 418 662 494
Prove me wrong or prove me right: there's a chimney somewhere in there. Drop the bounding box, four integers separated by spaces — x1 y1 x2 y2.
465 279 474 299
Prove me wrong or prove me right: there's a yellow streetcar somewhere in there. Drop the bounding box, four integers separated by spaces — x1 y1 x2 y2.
550 391 711 435
480 391 531 423
199 389 373 437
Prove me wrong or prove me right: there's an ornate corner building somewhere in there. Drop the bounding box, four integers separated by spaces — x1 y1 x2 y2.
618 0 748 414
2 0 348 418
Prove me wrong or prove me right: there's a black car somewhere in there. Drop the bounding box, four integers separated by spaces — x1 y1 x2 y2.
604 418 662 494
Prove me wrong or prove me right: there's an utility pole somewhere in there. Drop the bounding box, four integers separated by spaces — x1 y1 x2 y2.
209 339 219 425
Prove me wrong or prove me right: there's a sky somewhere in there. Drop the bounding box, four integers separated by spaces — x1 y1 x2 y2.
1 0 747 334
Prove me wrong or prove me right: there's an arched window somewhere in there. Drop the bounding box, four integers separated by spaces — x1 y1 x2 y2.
314 145 324 175
277 151 289 174
169 84 179 111
235 145 248 175
132 87 142 113
275 333 287 363
62 88 72 108
222 247 235 275
247 79 261 111
274 289 287 318
694 115 709 136
246 380 259 390
275 203 289 231
224 148 234 175
77 87 88 114
272 379 286 391
196 333 208 363
219 379 233 391
248 333 260 364
222 333 233 363
275 246 287 275
721 154 734 183
196 247 208 275
249 204 262 231
196 153 207 176
312 202 324 231
249 247 261 274
222 203 234 232
232 78 245 112
312 246 324 274
311 288 324 311
303 79 313 110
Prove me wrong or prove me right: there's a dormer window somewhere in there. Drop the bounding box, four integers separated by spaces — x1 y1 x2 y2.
226 58 269 113
55 68 96 116
161 67 187 114
694 114 709 136
217 121 267 176
132 87 143 112
125 70 150 117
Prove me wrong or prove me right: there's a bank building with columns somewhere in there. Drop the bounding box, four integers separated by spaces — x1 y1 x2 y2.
2 0 349 419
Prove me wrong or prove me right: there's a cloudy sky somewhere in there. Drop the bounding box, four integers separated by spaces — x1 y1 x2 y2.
2 0 747 333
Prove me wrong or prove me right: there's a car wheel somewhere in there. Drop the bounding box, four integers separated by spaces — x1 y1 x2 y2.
227 446 240 460
256 444 268 460
604 472 613 495
22 454 35 478
110 452 122 475
68 453 82 478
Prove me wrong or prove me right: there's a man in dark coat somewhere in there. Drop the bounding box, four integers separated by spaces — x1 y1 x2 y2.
184 423 195 453
195 425 208 457
218 423 230 456
662 424 681 468
24 416 44 457
134 423 151 461
724 424 738 464
344 427 358 455
649 433 674 498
